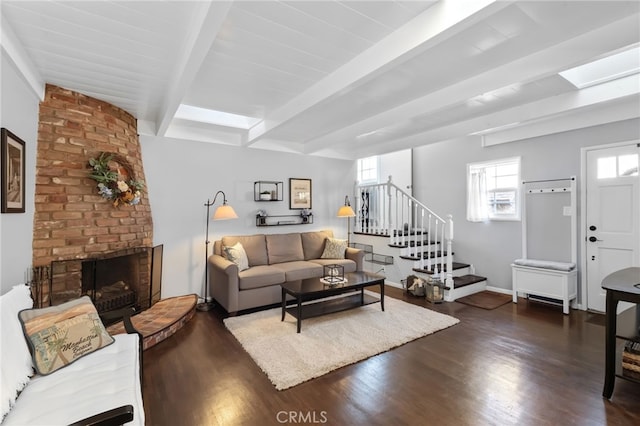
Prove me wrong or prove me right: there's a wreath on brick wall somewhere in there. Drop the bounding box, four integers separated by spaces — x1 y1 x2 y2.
88 152 144 207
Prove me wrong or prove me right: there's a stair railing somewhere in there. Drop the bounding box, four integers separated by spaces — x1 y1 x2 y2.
355 176 454 288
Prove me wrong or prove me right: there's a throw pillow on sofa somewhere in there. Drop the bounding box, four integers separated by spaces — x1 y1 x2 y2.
18 296 114 375
320 238 347 259
223 242 249 271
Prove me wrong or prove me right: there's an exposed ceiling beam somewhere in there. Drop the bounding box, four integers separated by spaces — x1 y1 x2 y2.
246 0 509 146
480 96 640 146
164 123 243 147
154 1 232 136
354 76 640 156
302 13 640 155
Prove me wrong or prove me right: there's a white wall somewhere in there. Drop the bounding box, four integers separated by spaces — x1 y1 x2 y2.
0 49 39 294
412 118 640 303
379 149 412 195
140 135 356 299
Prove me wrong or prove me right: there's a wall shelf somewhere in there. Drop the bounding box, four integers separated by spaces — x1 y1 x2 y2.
256 214 313 227
254 181 283 202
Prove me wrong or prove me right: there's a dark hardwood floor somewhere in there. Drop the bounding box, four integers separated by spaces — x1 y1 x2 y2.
142 287 640 425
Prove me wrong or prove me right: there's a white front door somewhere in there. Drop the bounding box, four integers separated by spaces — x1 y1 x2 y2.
585 143 640 312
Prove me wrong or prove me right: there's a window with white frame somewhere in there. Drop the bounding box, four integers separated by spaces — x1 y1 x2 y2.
357 156 379 184
467 157 521 221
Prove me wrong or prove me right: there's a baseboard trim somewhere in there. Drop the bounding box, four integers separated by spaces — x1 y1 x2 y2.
385 281 402 289
485 285 512 295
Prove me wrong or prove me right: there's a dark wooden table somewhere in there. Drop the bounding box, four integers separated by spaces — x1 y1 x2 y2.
280 271 385 333
601 267 640 399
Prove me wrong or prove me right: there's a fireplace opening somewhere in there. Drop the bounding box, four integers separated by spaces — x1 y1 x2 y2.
82 253 139 313
46 245 163 316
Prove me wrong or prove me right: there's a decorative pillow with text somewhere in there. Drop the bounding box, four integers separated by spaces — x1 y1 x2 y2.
18 296 114 375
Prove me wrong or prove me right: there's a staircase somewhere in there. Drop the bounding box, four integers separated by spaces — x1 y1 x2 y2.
350 177 487 302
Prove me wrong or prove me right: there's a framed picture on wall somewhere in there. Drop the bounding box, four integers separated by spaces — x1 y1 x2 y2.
1 128 26 213
289 178 312 210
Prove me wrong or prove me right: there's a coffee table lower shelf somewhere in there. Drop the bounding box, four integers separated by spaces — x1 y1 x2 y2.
284 293 380 332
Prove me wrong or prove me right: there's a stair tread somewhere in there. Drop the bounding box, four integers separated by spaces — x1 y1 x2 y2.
393 229 427 237
353 231 390 237
399 251 451 260
453 274 486 289
412 262 470 274
388 240 435 249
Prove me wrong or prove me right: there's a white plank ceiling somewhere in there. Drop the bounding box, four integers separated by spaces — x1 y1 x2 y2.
2 1 639 159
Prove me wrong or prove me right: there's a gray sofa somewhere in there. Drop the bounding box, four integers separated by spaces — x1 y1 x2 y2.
209 230 364 314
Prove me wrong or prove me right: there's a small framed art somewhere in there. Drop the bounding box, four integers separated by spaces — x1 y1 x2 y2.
289 178 312 210
1 128 26 213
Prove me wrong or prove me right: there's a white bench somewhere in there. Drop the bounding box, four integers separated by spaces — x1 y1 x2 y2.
511 259 577 315
1 284 144 425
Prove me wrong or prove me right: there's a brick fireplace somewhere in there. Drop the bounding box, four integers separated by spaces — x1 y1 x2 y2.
33 84 154 307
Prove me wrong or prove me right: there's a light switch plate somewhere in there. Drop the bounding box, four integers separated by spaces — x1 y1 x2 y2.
563 206 572 216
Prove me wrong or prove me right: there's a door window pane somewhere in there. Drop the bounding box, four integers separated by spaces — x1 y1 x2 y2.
597 157 616 179
618 154 638 177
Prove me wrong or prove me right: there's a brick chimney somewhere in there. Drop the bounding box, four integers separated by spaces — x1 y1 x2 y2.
33 85 153 305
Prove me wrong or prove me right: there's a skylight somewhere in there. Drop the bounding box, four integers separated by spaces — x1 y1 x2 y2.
175 104 261 130
559 46 640 89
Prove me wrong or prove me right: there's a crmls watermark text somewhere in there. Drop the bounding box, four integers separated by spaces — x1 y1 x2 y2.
276 411 328 424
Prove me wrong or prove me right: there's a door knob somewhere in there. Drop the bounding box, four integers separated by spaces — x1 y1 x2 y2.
588 236 602 242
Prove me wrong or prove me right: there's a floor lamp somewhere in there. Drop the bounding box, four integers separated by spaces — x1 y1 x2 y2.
197 190 238 312
337 195 356 245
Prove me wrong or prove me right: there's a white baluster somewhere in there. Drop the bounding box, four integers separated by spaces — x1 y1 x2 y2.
394 188 399 245
420 209 425 269
387 183 392 238
401 192 404 244
446 214 454 289
440 222 445 281
378 184 383 235
416 208 420 266
433 219 440 278
427 214 432 270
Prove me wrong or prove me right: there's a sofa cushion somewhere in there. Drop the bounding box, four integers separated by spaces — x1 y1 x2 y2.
321 238 348 259
308 258 357 273
1 284 34 420
222 235 268 266
266 233 304 264
272 261 323 281
18 296 114 376
238 266 286 291
1 333 144 426
223 242 249 271
301 230 333 260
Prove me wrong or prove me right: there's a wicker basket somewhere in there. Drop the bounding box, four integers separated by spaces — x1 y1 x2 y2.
401 275 426 297
623 341 640 381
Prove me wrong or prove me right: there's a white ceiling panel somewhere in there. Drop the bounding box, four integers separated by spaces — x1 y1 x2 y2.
282 1 395 40
1 0 639 159
234 1 371 55
338 0 437 30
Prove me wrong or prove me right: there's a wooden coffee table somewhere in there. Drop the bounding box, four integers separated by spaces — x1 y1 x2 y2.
280 271 385 333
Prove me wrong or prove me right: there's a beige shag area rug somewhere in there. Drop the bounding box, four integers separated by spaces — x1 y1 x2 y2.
224 294 459 390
